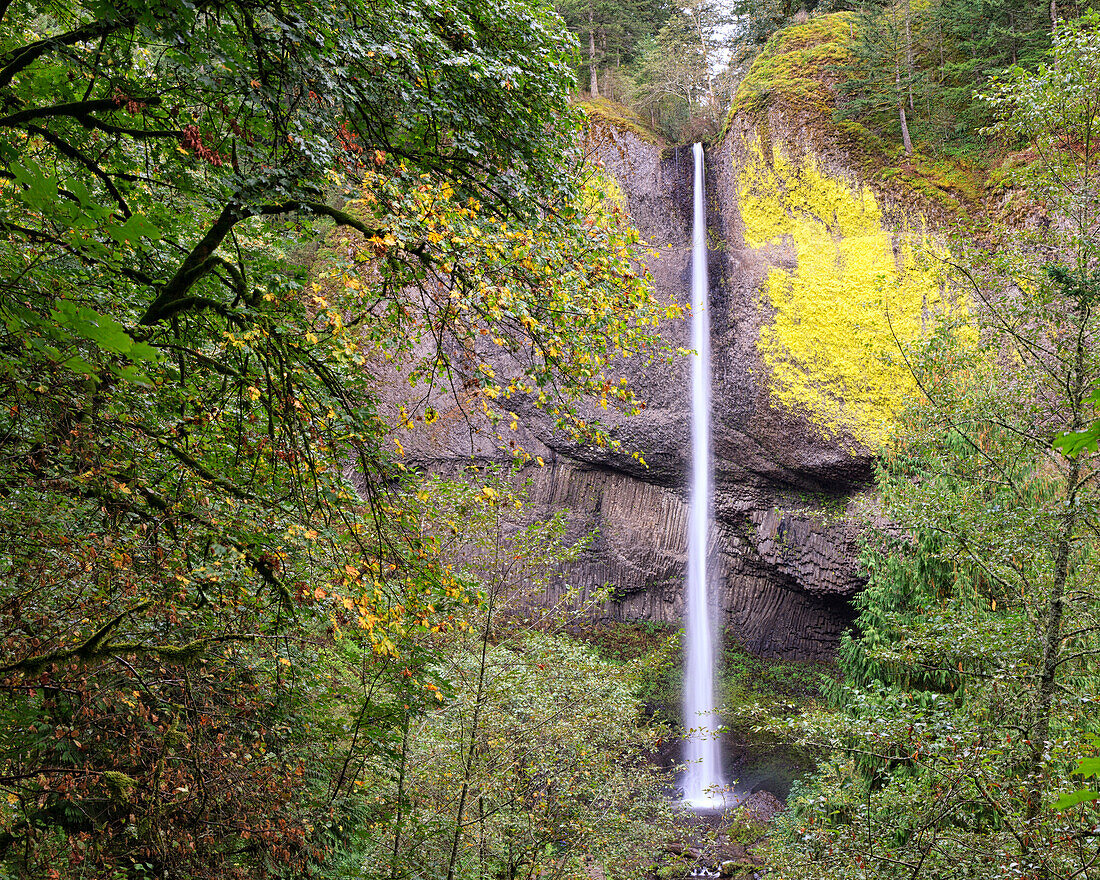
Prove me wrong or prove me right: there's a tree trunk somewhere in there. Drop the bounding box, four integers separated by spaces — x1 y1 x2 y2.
588 7 599 98
389 710 410 880
897 64 913 156
689 4 717 121
905 0 916 113
1022 315 1088 871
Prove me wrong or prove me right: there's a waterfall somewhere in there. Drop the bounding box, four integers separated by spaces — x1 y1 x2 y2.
682 142 725 809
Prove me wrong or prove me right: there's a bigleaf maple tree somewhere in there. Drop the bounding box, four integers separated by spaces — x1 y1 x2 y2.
0 1 665 877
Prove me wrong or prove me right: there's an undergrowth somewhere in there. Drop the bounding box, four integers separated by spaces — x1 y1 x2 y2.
580 621 828 728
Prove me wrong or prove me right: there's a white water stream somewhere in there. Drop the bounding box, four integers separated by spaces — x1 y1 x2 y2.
682 142 726 809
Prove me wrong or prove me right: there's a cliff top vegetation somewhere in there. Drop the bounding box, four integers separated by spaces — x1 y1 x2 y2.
577 95 666 146
725 11 994 225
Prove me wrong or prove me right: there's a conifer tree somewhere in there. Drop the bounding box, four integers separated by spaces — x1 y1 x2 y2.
555 0 673 98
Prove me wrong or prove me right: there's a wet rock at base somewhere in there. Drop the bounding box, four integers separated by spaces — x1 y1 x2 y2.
738 790 785 824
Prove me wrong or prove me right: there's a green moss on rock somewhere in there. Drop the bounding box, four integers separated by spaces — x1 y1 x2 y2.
727 13 854 128
578 96 664 146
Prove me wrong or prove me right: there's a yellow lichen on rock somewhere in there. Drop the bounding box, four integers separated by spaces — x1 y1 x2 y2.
740 144 955 449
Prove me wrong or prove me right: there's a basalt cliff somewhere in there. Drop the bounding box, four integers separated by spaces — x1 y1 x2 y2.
380 22 967 659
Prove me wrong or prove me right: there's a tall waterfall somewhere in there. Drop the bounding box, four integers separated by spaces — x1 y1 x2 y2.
682 142 725 809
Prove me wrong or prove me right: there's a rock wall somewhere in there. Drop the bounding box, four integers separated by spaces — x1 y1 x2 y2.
385 111 904 660
521 120 874 659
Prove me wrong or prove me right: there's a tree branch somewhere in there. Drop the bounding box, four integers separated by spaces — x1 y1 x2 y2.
0 18 134 90
141 200 383 325
0 98 127 128
109 633 257 664
134 486 294 609
27 123 131 217
0 600 153 674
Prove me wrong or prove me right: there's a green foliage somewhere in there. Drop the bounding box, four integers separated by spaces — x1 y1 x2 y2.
405 633 673 879
758 20 1100 878
342 471 675 880
578 618 678 664
990 10 1100 457
1052 736 1100 808
921 0 1053 142
731 0 1056 158
0 1 667 878
720 642 825 708
556 0 738 143
626 0 735 142
554 0 675 96
731 0 839 52
765 423 1100 876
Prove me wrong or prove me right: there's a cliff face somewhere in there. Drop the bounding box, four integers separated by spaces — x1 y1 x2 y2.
382 95 935 660
524 119 874 660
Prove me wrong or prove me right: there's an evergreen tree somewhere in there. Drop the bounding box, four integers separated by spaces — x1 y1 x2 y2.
731 0 831 50
555 0 673 98
838 0 926 155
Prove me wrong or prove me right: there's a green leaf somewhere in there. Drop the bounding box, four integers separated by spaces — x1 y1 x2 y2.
1054 423 1100 457
63 355 98 376
108 214 162 244
11 161 59 208
53 301 133 355
1076 756 1100 778
1053 789 1100 810
128 341 160 364
111 364 154 387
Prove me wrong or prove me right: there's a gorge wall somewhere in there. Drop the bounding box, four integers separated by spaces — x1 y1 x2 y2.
366 16 970 662
526 117 876 660
379 95 936 659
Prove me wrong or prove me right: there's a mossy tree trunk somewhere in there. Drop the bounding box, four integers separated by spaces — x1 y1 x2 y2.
896 61 914 155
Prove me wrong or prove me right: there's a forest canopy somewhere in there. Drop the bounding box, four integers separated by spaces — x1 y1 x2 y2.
0 1 668 876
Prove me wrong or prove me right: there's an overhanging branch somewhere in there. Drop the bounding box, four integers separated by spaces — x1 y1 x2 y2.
0 18 135 90
0 600 153 674
140 200 384 325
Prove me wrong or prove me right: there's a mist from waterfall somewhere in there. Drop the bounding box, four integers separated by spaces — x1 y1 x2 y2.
682 142 725 809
